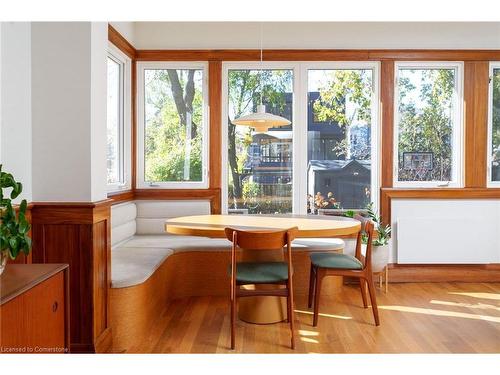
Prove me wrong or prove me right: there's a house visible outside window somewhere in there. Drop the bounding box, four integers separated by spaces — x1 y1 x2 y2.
222 62 379 215
307 65 377 213
224 67 294 214
136 62 209 189
488 63 500 186
394 62 463 187
106 44 131 192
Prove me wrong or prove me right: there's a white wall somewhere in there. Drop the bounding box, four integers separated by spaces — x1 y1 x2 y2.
391 199 500 264
31 22 107 202
132 22 500 50
0 22 32 203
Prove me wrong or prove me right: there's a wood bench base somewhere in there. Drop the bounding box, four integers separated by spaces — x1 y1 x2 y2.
109 251 342 352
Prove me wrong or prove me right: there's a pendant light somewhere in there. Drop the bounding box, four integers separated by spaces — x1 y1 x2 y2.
232 23 291 132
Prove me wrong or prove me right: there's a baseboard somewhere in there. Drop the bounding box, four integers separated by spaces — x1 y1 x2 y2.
388 263 500 283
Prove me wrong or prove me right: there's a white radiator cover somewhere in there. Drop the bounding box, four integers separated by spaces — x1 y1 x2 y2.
391 199 500 264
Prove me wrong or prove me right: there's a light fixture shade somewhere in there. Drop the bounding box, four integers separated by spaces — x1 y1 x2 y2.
232 104 291 131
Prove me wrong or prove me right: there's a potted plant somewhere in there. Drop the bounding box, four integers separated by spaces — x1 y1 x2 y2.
0 164 31 275
344 203 392 272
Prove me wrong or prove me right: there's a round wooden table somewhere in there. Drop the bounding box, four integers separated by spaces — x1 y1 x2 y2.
165 214 360 238
165 214 361 324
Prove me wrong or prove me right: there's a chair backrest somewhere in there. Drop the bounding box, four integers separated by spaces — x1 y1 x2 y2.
354 214 375 269
224 227 298 250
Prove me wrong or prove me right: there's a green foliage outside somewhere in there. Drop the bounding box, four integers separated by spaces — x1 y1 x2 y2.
144 69 203 182
313 69 373 159
397 69 455 181
0 165 31 261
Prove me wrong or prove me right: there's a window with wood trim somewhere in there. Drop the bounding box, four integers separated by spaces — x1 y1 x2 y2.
394 62 463 187
488 63 500 186
106 44 131 192
136 62 209 189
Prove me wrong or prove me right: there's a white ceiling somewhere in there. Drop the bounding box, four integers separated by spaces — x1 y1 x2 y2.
111 22 500 50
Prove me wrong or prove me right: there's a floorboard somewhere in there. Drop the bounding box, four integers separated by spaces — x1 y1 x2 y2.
114 282 500 353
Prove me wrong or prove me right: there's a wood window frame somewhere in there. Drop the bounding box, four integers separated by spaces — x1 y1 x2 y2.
135 61 210 189
107 24 500 221
392 61 465 188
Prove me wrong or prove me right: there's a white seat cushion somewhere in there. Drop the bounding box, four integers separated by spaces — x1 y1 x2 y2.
118 235 344 253
292 238 345 251
119 235 232 253
111 202 137 247
111 247 173 288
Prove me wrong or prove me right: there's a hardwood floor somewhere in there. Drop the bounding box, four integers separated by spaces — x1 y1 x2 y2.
115 282 500 353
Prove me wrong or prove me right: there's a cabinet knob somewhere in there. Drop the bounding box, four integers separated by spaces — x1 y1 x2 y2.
52 301 58 312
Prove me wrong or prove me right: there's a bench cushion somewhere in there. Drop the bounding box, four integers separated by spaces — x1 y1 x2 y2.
118 235 232 252
111 247 174 288
111 202 137 247
135 200 211 235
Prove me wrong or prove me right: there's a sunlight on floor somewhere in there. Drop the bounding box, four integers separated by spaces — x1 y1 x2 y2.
448 292 500 301
298 330 319 336
430 299 500 312
300 337 319 344
295 309 352 320
379 305 500 323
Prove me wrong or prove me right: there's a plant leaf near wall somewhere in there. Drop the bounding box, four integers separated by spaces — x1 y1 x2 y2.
0 164 32 260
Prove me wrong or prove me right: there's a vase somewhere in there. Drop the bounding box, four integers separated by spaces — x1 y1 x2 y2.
0 249 8 276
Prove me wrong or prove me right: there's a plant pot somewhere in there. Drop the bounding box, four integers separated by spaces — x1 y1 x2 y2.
371 243 390 273
362 241 391 273
0 250 8 276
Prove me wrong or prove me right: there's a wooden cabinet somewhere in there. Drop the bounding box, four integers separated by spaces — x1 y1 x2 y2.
0 264 69 353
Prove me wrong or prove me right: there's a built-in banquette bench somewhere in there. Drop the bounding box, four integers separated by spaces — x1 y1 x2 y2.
110 200 351 351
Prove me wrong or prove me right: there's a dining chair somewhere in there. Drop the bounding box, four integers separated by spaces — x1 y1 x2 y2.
225 226 298 350
307 214 380 327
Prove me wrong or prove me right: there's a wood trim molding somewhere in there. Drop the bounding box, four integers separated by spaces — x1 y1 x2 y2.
108 24 136 59
388 263 500 282
380 188 500 224
135 49 500 62
464 61 489 188
380 60 395 189
208 61 222 213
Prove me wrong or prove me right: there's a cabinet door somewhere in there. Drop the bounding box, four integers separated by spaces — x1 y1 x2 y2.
0 271 66 353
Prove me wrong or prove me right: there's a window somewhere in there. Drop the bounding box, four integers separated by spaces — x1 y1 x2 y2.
222 62 380 215
224 66 294 214
137 62 208 189
307 66 378 212
488 63 500 186
106 44 131 192
394 62 463 187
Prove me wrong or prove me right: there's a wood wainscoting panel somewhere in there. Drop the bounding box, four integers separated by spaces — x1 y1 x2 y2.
31 200 112 353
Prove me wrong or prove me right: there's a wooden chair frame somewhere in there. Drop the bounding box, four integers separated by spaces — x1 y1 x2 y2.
225 227 298 350
307 215 380 327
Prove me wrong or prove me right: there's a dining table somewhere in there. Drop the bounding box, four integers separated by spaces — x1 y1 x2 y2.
165 214 361 324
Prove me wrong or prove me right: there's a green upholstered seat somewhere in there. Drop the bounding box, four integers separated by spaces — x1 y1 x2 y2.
310 252 363 270
228 262 289 284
